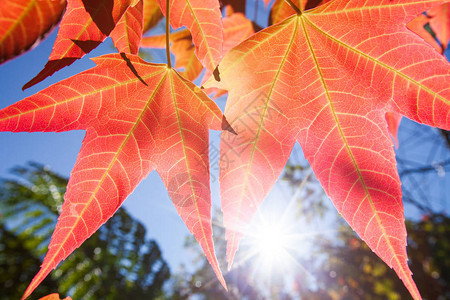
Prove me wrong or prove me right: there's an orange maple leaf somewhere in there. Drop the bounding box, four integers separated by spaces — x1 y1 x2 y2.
0 0 66 64
23 0 138 89
0 53 227 299
205 1 450 299
157 0 223 73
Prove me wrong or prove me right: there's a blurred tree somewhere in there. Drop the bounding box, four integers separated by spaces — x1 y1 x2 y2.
0 163 170 299
291 213 450 300
167 211 267 300
169 121 449 299
283 120 450 300
0 223 60 299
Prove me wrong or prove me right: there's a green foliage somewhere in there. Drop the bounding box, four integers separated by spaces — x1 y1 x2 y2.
169 210 266 300
173 211 450 300
299 214 450 300
0 163 170 299
173 124 450 299
0 223 60 299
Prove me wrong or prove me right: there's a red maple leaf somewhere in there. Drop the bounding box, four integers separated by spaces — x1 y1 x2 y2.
23 0 138 89
205 1 449 299
0 53 227 299
0 0 66 63
111 0 144 55
407 2 450 54
157 0 223 73
142 0 164 33
0 1 449 299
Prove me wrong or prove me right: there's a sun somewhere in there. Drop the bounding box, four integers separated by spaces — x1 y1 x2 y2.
244 214 298 274
253 223 289 261
227 179 332 287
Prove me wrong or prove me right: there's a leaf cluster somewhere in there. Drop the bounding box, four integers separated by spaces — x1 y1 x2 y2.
0 1 449 299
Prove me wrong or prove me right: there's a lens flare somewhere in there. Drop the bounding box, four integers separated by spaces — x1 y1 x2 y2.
254 224 289 262
243 214 299 276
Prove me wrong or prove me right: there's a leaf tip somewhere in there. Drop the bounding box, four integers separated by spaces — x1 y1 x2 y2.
217 270 228 291
22 262 55 300
227 262 232 272
22 79 35 91
226 246 236 271
21 289 31 300
22 58 78 90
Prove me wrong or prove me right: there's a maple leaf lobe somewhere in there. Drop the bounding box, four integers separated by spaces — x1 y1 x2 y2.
22 0 139 90
157 0 224 72
1 53 227 299
0 0 66 64
206 2 449 299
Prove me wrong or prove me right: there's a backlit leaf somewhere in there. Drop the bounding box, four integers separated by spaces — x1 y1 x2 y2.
111 0 144 54
205 1 450 299
39 293 71 300
407 2 450 54
270 0 331 25
141 12 253 83
141 29 203 80
143 0 163 33
23 0 135 89
0 0 66 64
202 12 255 98
157 0 223 73
428 3 450 51
0 53 226 299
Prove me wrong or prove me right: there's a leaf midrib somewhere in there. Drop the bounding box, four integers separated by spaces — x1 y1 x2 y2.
312 0 442 16
227 17 300 263
184 0 219 70
169 70 219 277
28 67 170 294
303 15 449 108
0 0 37 46
300 14 415 296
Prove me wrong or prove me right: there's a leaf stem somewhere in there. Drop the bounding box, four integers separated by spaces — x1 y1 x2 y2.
165 0 172 69
284 0 302 15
